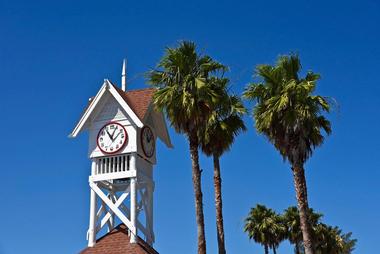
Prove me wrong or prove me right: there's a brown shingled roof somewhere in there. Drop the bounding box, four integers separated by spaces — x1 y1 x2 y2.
113 85 156 121
80 224 159 254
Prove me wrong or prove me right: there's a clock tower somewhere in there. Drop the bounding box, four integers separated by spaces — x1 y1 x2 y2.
70 60 172 251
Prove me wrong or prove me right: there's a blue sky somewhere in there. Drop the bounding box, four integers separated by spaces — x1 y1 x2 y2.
0 0 379 253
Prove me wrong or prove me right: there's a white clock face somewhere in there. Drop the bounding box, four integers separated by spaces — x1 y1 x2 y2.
97 122 128 154
141 126 155 158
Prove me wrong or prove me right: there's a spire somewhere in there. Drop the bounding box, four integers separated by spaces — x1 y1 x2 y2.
121 59 127 91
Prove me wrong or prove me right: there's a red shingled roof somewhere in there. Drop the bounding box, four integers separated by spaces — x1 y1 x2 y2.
80 224 159 254
113 85 156 121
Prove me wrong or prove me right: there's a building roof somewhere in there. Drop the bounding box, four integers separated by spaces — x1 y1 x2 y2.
70 80 172 148
80 224 159 254
84 86 155 123
113 85 156 121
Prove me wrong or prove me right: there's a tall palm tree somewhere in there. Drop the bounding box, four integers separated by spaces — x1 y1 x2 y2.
243 54 332 254
282 206 323 254
147 41 227 254
199 77 246 254
244 204 286 254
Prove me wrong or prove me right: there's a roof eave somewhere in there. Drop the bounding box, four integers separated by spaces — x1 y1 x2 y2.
69 80 144 138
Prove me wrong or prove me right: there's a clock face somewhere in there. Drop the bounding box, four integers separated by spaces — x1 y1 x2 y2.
141 126 155 158
97 122 128 154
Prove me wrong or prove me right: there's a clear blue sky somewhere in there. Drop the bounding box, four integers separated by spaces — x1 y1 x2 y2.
0 0 379 253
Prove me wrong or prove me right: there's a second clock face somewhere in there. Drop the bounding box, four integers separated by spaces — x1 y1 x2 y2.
97 122 128 154
141 126 155 158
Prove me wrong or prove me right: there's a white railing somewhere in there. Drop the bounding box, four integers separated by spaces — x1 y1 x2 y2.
94 154 130 175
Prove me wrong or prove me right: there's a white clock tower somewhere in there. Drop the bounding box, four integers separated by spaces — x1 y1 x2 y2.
70 60 172 250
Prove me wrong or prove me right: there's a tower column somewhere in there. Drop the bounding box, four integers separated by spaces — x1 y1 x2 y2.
130 153 137 243
146 182 154 245
88 161 97 247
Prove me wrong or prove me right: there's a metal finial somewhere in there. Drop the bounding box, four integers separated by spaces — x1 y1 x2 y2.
122 59 127 91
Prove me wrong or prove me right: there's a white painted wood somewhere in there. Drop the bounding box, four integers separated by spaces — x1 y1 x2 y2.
87 168 155 246
90 154 138 180
102 199 113 232
90 91 127 122
70 69 174 247
70 80 143 138
98 190 129 232
88 161 97 247
90 181 136 232
96 203 105 222
107 83 143 128
108 193 115 232
119 203 150 239
136 156 153 178
130 153 137 243
146 183 154 244
89 170 136 182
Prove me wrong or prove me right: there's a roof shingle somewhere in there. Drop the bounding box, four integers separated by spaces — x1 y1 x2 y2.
113 85 155 121
80 224 159 254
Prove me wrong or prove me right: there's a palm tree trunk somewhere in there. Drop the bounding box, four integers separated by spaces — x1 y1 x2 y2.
213 154 226 254
264 245 269 254
273 246 277 254
189 132 207 254
292 165 314 254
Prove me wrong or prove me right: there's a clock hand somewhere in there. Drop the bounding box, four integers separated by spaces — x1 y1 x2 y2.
147 133 153 142
106 129 113 140
111 127 118 141
113 131 122 141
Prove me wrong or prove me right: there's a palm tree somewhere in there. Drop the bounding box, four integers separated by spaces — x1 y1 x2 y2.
282 206 356 254
283 206 303 254
199 77 246 254
244 204 286 254
314 223 342 254
243 54 332 254
340 231 357 254
147 41 227 254
270 214 287 254
282 206 323 254
314 223 357 254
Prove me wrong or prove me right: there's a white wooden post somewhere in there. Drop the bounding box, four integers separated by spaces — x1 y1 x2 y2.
109 192 115 232
147 183 154 245
130 153 137 243
88 161 97 247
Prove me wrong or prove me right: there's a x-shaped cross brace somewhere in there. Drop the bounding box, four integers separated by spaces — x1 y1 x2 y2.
90 181 136 234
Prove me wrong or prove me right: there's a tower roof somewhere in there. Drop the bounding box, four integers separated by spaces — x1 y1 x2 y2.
69 80 172 148
84 85 155 124
80 224 159 254
112 85 155 121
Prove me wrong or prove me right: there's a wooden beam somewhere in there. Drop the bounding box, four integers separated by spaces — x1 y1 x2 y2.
119 203 150 238
90 181 135 233
90 170 136 182
98 191 129 232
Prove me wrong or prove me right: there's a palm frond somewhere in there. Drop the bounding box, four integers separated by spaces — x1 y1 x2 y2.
244 54 333 165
